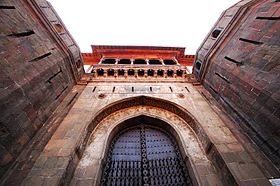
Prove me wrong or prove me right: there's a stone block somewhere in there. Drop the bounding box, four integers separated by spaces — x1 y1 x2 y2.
228 162 265 181
206 174 223 186
22 176 45 186
42 177 61 186
0 144 13 166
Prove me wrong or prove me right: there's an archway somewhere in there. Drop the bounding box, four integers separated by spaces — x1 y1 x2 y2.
71 105 218 185
100 118 193 185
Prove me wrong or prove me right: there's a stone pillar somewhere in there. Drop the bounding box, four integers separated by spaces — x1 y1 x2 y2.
135 69 138 78
163 70 167 78
99 58 103 64
114 69 118 78
154 70 157 78
124 69 128 78
91 69 96 78
103 69 107 77
146 59 149 65
173 71 177 78
182 70 186 78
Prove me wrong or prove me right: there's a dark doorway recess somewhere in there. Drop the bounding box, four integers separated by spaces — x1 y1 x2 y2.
101 123 192 185
148 69 154 76
128 69 135 76
97 69 104 76
138 69 144 76
118 69 125 76
108 69 114 76
157 70 164 76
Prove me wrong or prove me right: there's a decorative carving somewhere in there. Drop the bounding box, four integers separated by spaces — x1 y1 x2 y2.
177 93 185 98
98 93 106 99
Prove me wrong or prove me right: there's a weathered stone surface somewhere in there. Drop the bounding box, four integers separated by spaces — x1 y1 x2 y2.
195 0 280 170
0 0 84 179
0 85 84 185
1 0 278 185
22 82 272 185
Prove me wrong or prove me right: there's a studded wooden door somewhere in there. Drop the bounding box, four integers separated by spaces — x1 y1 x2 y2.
101 125 192 186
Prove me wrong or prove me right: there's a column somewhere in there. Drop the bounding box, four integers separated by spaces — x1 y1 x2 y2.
124 69 128 78
154 70 157 78
144 69 148 78
103 69 107 77
163 70 167 78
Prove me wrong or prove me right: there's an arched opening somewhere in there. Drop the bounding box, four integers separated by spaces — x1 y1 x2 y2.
71 97 221 186
147 69 154 76
108 69 114 76
118 69 125 76
138 69 144 76
167 70 174 77
128 69 135 76
157 70 164 77
177 70 183 77
101 120 193 185
97 69 104 76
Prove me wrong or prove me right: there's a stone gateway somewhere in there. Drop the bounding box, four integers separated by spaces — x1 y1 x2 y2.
0 0 279 185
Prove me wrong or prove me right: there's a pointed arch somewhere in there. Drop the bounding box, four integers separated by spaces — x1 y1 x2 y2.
83 96 212 154
71 100 220 185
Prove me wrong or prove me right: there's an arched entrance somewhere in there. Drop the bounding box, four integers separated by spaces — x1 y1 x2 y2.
101 124 193 186
71 103 220 186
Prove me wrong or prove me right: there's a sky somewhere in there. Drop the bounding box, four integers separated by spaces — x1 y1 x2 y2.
48 0 240 54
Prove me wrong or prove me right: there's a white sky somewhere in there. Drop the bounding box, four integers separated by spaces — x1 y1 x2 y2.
48 0 240 54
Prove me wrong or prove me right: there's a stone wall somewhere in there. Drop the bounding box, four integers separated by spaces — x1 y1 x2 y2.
23 83 271 185
0 0 83 177
195 0 280 170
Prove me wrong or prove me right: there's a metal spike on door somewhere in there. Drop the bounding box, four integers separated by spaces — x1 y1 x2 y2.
101 125 192 185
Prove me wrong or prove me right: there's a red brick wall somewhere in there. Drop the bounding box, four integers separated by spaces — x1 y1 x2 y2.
0 0 83 176
195 0 280 170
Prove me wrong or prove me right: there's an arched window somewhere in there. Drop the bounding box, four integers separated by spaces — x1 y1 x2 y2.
167 70 174 77
138 69 144 76
97 69 104 76
147 69 154 76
